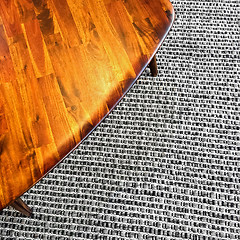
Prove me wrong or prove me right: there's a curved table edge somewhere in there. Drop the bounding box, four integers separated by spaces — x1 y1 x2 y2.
3 7 176 212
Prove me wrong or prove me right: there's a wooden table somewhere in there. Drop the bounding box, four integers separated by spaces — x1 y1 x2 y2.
0 0 174 216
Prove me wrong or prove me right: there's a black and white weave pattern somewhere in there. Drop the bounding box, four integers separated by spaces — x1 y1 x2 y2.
0 0 239 239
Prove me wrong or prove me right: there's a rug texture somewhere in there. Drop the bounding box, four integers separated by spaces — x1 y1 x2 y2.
0 0 239 239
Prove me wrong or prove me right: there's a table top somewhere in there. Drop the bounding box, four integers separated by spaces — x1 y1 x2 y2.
0 0 174 210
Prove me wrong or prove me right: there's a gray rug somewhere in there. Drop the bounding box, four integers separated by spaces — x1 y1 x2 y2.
1 0 239 239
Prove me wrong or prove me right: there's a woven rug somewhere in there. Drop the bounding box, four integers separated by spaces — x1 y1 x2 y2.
1 0 239 239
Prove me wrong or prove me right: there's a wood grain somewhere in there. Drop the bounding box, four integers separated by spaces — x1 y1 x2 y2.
0 0 174 210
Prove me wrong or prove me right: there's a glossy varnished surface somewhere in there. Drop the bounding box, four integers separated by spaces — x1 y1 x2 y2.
0 0 174 210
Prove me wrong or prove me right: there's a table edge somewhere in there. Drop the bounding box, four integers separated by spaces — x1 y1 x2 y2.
2 6 175 212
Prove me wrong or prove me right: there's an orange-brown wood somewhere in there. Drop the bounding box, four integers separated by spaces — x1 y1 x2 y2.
0 0 174 211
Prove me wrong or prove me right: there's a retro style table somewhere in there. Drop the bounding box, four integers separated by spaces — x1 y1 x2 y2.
0 0 174 216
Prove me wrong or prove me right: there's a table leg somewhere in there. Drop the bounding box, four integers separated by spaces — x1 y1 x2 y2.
149 55 158 77
10 197 32 217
